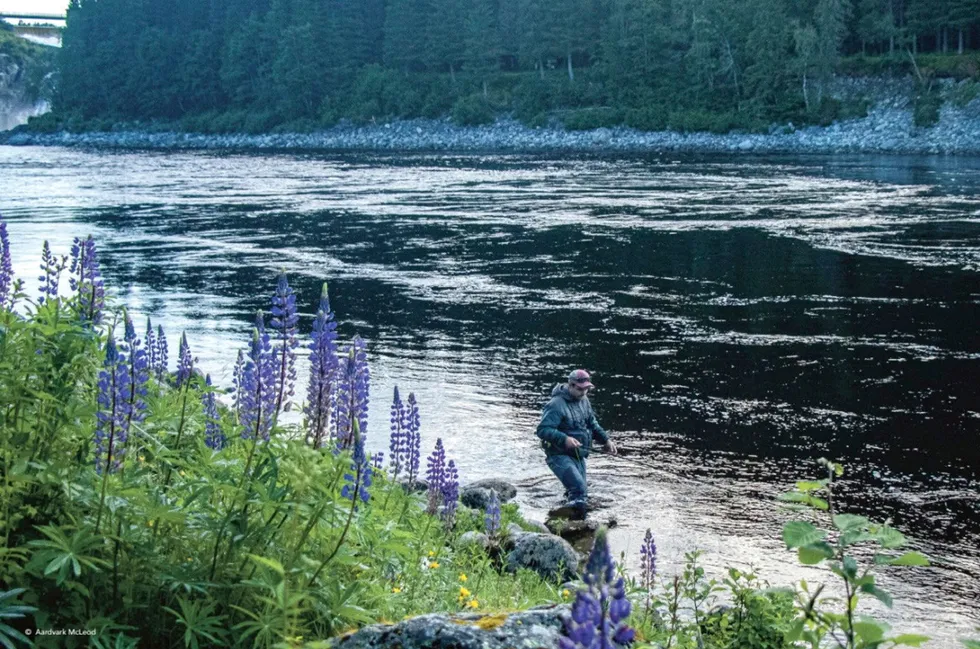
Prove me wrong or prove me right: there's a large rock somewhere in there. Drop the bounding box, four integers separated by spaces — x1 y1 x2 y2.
460 479 517 510
331 605 569 649
505 532 580 582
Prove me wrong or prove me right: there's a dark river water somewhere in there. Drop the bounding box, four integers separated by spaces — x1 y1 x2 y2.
2 146 978 644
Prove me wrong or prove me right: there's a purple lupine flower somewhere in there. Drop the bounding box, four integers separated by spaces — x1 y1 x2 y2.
94 334 132 474
372 451 384 470
239 314 276 442
341 420 372 504
640 528 658 607
0 216 12 310
122 313 149 435
232 348 246 427
202 375 225 450
305 283 339 448
559 528 635 649
333 337 369 449
38 240 65 305
269 272 299 415
405 392 422 488
155 325 169 381
485 489 501 537
176 332 194 389
145 318 157 373
441 459 459 527
388 386 406 479
68 235 105 325
425 438 447 516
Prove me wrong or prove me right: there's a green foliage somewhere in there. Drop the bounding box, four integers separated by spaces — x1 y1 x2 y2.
0 29 57 104
451 94 496 126
780 458 931 649
0 247 568 647
913 82 942 126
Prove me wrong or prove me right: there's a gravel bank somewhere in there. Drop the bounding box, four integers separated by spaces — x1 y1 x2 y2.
4 84 980 155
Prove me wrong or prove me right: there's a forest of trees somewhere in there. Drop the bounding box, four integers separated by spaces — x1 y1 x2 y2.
52 0 980 133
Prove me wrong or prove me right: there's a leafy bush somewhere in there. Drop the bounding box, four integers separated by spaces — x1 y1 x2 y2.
561 107 622 130
913 82 942 127
451 94 495 126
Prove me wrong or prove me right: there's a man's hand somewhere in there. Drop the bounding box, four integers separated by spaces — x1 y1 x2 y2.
564 436 582 451
605 440 618 456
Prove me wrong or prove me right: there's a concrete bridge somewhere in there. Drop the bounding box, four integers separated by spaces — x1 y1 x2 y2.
1 13 65 47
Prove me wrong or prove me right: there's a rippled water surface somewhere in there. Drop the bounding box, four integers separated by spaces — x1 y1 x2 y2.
2 146 978 643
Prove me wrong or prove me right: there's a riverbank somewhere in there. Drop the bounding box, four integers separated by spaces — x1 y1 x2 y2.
5 87 980 155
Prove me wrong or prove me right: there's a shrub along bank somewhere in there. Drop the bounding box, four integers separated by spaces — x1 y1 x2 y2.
0 216 966 649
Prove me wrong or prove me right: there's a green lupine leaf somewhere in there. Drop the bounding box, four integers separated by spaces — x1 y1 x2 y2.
783 521 827 549
959 640 980 649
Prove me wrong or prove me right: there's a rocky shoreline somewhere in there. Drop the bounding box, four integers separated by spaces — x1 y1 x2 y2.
4 76 980 155
4 96 980 156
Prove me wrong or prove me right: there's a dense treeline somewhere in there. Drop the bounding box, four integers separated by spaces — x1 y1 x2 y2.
53 0 980 132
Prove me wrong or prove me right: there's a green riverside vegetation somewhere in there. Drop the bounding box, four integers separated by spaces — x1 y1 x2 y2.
0 23 57 105
1 224 972 648
31 0 980 135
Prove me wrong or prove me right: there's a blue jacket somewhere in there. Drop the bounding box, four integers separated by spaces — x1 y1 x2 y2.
536 384 609 458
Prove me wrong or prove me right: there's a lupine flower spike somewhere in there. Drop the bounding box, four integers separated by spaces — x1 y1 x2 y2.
122 313 149 437
405 392 422 488
0 216 14 310
640 528 658 610
485 489 501 537
145 318 157 373
202 375 225 450
559 528 635 649
68 235 105 325
332 337 369 449
94 334 132 475
389 386 406 480
442 459 459 528
305 283 338 448
176 332 194 389
239 314 276 442
155 324 168 381
425 438 447 516
269 272 298 415
38 240 65 304
341 420 372 505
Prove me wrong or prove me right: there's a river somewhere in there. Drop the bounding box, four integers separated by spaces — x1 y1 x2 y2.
1 145 978 644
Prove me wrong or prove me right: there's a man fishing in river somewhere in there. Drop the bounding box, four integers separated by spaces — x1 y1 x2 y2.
536 369 618 521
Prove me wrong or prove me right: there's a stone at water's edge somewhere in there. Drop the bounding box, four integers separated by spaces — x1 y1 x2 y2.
505 531 580 582
460 479 518 510
331 606 569 649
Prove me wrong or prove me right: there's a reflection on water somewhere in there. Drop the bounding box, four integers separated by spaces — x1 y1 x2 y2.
1 146 978 644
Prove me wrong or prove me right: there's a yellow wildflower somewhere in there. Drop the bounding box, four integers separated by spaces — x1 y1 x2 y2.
429 561 440 569
459 573 468 582
467 599 479 609
459 587 471 599
562 589 571 598
428 551 435 557
392 587 402 594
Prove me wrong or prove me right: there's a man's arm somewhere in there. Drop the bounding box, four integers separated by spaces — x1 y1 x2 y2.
536 400 569 449
587 411 609 445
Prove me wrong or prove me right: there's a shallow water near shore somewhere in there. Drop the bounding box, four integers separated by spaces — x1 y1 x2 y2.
1 146 978 644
